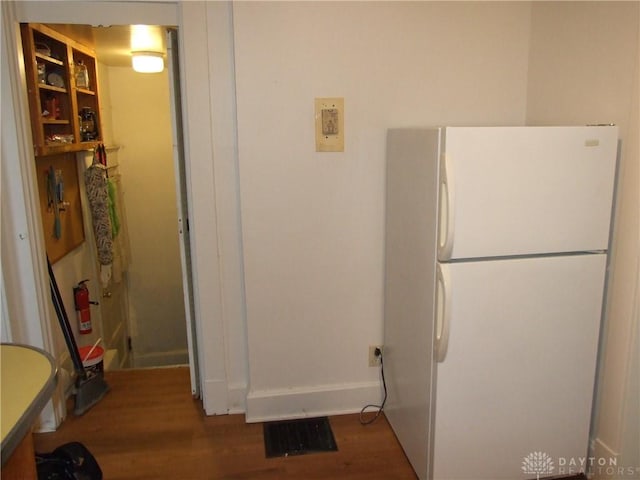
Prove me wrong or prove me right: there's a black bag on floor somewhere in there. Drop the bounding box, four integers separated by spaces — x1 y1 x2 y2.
36 442 102 480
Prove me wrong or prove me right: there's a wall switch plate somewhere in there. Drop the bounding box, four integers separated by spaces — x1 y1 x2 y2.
369 345 383 367
315 97 344 152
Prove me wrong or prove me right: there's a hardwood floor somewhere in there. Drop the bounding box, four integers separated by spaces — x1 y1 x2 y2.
34 367 417 479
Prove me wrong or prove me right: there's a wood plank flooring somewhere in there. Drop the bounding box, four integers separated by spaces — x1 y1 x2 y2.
34 367 417 479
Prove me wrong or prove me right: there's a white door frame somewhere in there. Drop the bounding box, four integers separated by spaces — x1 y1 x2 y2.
167 27 200 397
2 1 240 415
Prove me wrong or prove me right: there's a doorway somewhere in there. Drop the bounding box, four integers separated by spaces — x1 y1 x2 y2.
28 23 193 371
5 1 233 416
93 25 190 369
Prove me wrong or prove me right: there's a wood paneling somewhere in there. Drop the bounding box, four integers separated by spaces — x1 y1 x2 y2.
34 367 417 479
35 153 85 263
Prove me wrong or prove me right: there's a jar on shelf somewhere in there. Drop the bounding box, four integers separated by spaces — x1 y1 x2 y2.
37 63 46 84
44 95 61 119
75 61 89 89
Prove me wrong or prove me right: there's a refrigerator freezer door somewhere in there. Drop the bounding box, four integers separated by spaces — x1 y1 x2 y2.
438 126 618 261
433 254 606 480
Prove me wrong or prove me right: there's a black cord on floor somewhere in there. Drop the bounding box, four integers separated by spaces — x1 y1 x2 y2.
359 350 388 425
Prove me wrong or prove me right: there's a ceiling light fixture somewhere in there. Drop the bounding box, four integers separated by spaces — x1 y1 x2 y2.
130 25 165 73
131 51 164 73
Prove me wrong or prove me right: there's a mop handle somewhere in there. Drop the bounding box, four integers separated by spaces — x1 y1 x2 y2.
82 338 102 363
47 256 87 380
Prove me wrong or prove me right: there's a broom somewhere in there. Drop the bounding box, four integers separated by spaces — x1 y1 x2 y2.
47 257 109 415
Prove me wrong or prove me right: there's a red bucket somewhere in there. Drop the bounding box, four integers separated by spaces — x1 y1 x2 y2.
79 345 105 377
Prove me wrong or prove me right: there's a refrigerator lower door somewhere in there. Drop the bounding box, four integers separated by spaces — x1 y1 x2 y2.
433 254 606 480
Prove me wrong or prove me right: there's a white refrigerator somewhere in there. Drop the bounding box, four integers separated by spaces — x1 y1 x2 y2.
383 126 618 480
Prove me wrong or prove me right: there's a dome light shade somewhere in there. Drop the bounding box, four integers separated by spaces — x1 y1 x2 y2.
132 52 164 73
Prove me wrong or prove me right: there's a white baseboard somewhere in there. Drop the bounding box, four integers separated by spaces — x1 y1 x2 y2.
227 382 247 414
588 438 620 479
57 350 75 397
592 437 620 459
245 381 382 423
132 348 189 368
35 350 74 432
203 378 230 415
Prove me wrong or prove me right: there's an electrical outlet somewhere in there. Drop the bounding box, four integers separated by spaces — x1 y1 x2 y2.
369 345 383 367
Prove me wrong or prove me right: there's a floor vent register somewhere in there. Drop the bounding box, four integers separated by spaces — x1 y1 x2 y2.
263 417 338 458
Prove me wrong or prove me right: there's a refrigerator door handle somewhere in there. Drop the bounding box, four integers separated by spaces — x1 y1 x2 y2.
435 263 451 362
438 153 455 261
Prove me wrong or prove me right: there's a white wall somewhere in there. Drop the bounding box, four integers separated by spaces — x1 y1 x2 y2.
97 62 114 146
106 66 188 367
615 42 640 477
233 1 532 421
1 271 10 342
9 1 638 431
527 2 639 477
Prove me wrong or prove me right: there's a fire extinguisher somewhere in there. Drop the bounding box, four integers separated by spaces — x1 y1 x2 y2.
74 280 97 334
